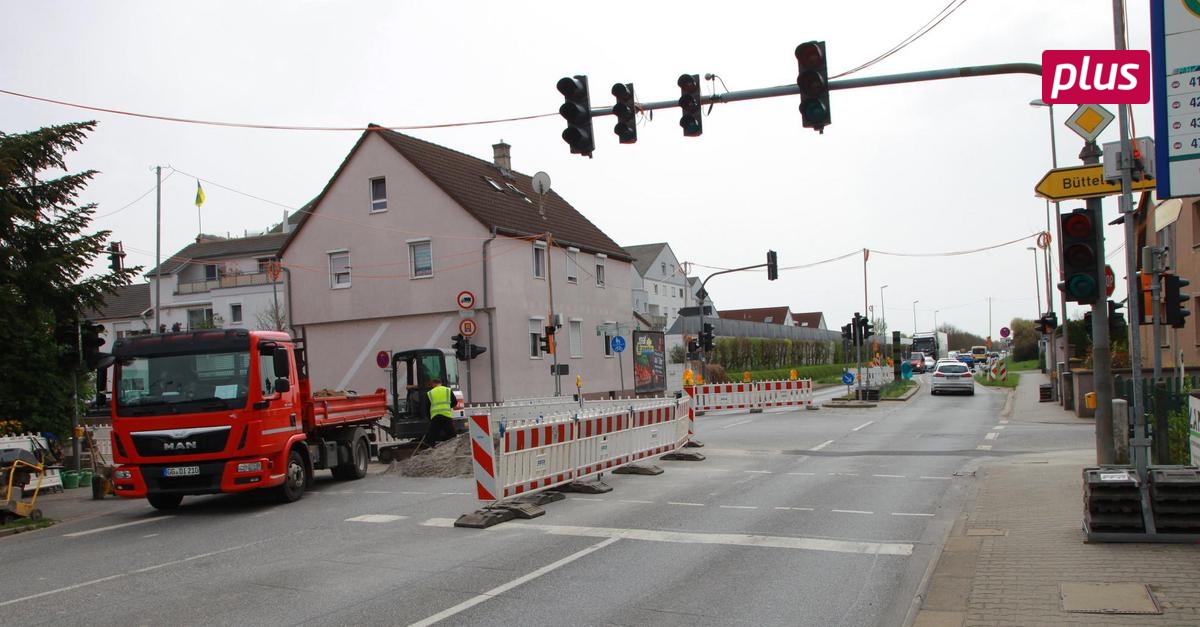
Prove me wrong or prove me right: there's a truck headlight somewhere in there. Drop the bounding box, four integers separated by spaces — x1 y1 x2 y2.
114 469 132 480
236 462 262 473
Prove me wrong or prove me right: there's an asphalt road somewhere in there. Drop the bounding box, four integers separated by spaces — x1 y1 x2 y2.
0 377 1026 627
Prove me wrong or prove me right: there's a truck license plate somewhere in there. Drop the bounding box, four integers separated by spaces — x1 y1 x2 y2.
164 466 200 477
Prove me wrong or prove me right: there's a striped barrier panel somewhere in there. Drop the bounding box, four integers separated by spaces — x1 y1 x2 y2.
468 396 691 503
687 379 815 414
694 383 759 412
756 379 814 409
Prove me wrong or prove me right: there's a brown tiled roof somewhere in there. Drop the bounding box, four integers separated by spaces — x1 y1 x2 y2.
280 126 631 261
719 306 793 325
147 233 287 277
87 283 151 320
791 312 824 328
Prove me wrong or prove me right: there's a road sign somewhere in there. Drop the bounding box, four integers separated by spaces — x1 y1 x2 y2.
1065 104 1115 142
1035 164 1156 200
458 318 477 337
456 290 475 309
610 335 626 353
1000 326 1011 338
376 350 390 369
842 371 855 385
1105 264 1116 297
1151 1 1200 198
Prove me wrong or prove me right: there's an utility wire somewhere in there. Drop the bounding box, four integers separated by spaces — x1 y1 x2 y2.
833 0 969 79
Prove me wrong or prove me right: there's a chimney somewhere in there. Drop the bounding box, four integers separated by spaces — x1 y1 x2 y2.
282 210 291 234
492 140 511 172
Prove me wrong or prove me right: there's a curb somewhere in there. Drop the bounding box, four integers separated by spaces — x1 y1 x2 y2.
881 380 922 402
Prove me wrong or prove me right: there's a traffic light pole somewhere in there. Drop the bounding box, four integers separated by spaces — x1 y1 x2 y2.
1081 140 1116 466
697 260 773 379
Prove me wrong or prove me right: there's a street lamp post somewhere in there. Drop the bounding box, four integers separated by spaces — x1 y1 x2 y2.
934 309 939 334
1027 246 1042 316
1031 98 1064 396
880 284 888 358
912 299 919 334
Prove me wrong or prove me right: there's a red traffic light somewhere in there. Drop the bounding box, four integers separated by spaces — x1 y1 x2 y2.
795 42 824 69
1063 212 1092 238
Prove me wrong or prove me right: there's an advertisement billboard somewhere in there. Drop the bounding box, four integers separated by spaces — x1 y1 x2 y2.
632 331 666 395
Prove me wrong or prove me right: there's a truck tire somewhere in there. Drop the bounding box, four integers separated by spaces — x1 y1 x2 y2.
276 448 308 503
148 494 183 510
332 430 370 481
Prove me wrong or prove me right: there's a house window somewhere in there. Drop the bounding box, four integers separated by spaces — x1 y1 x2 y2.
257 258 272 274
529 318 545 359
533 242 547 279
205 264 219 281
569 319 583 358
654 284 659 295
595 254 606 287
187 307 214 330
409 239 432 278
661 262 667 275
230 303 243 323
329 251 351 288
566 249 578 284
370 177 387 212
602 322 615 357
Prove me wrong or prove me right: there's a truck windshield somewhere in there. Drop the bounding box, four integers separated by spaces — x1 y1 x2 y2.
116 351 251 415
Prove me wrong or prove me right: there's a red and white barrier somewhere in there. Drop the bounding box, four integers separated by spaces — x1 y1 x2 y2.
467 396 691 502
757 379 814 409
685 379 814 414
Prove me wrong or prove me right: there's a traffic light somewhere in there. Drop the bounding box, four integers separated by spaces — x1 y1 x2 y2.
687 336 700 355
700 322 715 352
540 325 557 354
766 250 778 281
468 343 487 360
81 320 109 369
1108 300 1126 332
677 73 703 137
1058 207 1101 304
840 324 852 342
107 241 125 272
55 320 79 371
451 334 469 361
612 82 637 144
795 41 830 132
852 313 863 346
557 75 595 156
1164 273 1191 328
859 316 874 345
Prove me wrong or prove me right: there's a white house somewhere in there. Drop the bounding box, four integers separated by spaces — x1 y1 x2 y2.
624 242 689 331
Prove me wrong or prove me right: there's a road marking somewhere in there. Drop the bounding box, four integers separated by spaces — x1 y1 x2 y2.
810 440 835 451
722 420 754 430
363 491 392 494
63 516 172 538
667 502 705 507
401 491 430 495
774 506 815 511
976 445 993 450
919 476 951 480
851 421 875 432
618 500 654 504
719 505 759 510
346 514 407 523
570 497 605 502
421 518 913 556
441 492 471 496
992 425 1006 430
873 474 906 478
832 509 874 515
407 536 621 627
788 472 815 476
744 470 772 474
891 512 935 517
828 472 858 476
985 432 999 440
999 419 1009 424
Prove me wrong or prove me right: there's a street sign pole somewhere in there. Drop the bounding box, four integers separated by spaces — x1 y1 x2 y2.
1082 138 1116 466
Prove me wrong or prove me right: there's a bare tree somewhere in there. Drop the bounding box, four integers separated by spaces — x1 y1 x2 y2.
256 301 288 331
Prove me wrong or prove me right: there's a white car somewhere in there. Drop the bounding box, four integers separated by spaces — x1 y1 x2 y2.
931 361 975 395
923 355 936 372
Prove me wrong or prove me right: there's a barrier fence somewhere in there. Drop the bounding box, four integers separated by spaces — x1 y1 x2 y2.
685 379 815 415
468 396 692 502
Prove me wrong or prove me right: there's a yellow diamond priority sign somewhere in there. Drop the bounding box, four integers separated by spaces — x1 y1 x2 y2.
1035 164 1155 201
1065 104 1114 142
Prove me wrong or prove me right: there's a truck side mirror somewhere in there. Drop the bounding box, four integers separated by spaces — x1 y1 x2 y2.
273 349 290 378
274 378 291 394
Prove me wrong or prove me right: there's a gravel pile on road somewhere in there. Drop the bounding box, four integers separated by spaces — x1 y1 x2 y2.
394 434 473 478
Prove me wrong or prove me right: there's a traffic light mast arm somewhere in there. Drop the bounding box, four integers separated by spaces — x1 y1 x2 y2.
583 63 1042 119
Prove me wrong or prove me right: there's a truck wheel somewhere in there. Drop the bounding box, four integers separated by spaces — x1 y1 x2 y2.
276 448 307 503
332 432 370 480
148 494 183 510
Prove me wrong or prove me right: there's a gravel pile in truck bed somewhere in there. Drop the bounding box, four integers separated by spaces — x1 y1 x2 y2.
392 434 473 478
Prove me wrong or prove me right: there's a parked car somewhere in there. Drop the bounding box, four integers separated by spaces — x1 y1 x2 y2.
931 361 975 395
908 352 927 373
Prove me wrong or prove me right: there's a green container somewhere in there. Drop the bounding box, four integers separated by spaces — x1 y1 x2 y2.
62 470 80 489
78 470 93 487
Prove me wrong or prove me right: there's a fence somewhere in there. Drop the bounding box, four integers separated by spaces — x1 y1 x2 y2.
467 395 691 502
686 379 815 414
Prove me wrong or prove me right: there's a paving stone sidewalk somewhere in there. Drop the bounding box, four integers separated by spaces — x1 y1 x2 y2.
914 371 1200 627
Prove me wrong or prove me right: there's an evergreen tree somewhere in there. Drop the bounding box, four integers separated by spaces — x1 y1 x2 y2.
0 122 140 434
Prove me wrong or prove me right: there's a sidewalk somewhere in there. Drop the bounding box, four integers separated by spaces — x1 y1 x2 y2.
913 371 1200 626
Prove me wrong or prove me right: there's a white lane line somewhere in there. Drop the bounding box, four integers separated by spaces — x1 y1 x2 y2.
744 470 772 474
810 440 835 451
873 474 906 478
984 432 999 440
421 518 913 556
774 506 815 511
719 505 759 510
407 536 621 627
891 512 935 517
363 491 392 494
667 502 705 507
831 509 874 515
63 516 172 538
570 497 605 502
441 492 472 496
919 476 951 480
346 514 407 523
401 491 430 495
722 420 754 430
999 419 1009 424
788 472 815 476
851 421 875 432
828 472 858 476
992 425 1006 430
618 500 654 504
976 445 993 450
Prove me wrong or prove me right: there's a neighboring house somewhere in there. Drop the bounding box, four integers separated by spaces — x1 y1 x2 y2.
624 242 688 330
792 311 827 330
720 306 796 326
279 127 636 402
1135 196 1200 368
85 282 152 399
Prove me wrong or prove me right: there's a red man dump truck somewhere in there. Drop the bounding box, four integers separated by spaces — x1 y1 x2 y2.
108 329 395 510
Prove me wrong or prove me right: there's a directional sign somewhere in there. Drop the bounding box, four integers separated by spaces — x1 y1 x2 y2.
458 318 477 337
1035 164 1156 201
842 371 855 385
456 290 476 309
610 335 626 353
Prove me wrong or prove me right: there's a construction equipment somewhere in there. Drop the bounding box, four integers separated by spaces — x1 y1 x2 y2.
87 427 115 500
0 448 45 524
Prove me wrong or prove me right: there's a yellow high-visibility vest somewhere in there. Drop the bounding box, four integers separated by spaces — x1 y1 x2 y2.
427 385 453 418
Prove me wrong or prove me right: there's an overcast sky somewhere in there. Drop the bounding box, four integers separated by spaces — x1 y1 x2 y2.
1 1 1156 339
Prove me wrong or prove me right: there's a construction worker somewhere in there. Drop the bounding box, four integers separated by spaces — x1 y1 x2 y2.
423 377 456 446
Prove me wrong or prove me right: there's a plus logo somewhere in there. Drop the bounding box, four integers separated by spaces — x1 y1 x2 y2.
1042 50 1151 105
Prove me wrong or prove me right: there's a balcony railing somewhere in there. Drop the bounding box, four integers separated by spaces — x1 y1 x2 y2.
176 271 278 294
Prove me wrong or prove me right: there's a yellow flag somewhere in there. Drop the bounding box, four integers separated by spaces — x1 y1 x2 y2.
195 181 206 208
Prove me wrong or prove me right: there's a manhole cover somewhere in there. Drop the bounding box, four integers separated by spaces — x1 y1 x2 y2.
1060 582 1161 614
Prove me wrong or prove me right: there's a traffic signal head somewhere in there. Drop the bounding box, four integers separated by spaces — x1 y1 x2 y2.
1058 208 1100 304
611 82 637 144
766 250 778 281
701 322 715 351
1165 273 1191 328
107 241 125 272
451 334 469 361
677 74 703 137
795 41 830 132
557 75 595 156
1108 300 1126 331
540 325 557 354
81 321 112 369
468 344 487 360
859 316 874 342
841 324 852 341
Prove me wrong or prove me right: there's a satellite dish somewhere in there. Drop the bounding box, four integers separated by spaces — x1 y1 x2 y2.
532 171 551 196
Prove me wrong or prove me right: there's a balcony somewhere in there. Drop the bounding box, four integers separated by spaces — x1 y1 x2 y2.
177 272 278 295
644 314 668 330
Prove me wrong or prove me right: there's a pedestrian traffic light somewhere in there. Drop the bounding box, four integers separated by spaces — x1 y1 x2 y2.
612 82 637 144
557 75 595 156
677 73 703 137
1058 207 1100 304
700 322 715 352
795 41 830 132
766 250 778 281
107 241 125 272
81 320 111 369
541 325 556 354
1164 273 1191 328
451 334 469 361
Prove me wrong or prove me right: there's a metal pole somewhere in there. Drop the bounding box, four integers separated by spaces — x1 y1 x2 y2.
545 231 561 396
1082 139 1116 465
154 166 162 333
71 322 81 471
1147 246 1163 381
1028 247 1042 315
912 300 918 334
861 249 868 393
880 285 888 359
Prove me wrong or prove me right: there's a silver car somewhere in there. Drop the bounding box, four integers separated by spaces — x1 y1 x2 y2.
931 361 974 395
